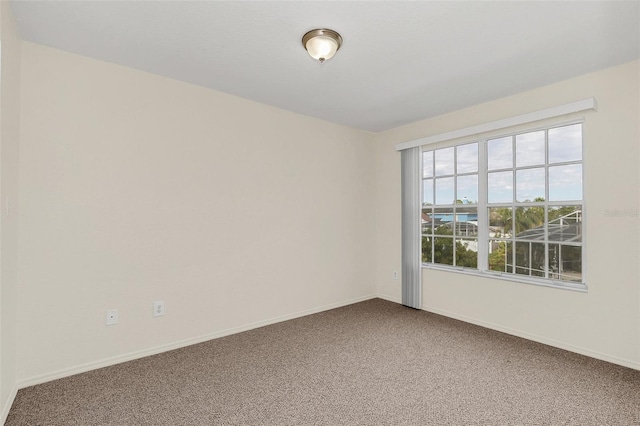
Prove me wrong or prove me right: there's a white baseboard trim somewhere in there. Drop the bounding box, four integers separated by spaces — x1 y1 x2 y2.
1 383 19 425
424 305 640 371
18 294 378 390
375 293 402 304
19 294 635 395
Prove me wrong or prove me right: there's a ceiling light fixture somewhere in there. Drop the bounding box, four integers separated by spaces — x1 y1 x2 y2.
302 29 343 63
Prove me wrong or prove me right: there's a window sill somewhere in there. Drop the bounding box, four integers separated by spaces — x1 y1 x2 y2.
421 263 588 293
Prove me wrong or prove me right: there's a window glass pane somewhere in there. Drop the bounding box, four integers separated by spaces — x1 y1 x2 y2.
489 207 513 238
435 147 454 176
434 208 454 235
516 168 545 202
515 242 546 277
549 164 582 201
422 236 433 263
456 174 478 204
455 207 478 237
422 208 434 235
488 171 513 203
549 124 582 164
548 206 582 243
456 143 478 173
516 131 545 167
549 244 582 282
422 151 434 178
514 206 545 238
488 240 512 273
435 177 455 205
456 239 478 268
434 237 454 265
487 136 513 170
422 179 433 206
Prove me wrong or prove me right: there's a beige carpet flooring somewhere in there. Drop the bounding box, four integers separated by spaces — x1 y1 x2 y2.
6 298 640 425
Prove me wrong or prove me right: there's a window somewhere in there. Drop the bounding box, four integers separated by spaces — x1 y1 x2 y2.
421 123 584 288
422 143 479 268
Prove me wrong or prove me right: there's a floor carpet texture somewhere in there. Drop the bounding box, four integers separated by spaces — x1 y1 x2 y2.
6 298 640 425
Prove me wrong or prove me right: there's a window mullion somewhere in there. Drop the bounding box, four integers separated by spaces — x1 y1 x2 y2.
511 136 516 274
453 148 457 266
544 129 550 279
477 139 488 272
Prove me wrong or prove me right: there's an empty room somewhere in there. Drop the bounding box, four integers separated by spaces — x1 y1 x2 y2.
1 1 640 424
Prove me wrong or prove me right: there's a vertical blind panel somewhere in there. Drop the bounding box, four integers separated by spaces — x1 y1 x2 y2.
401 147 422 309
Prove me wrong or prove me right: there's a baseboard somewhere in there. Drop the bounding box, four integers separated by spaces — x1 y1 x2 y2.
375 293 402 304
0 383 19 425
20 293 636 394
424 305 640 371
18 294 378 390
378 295 640 370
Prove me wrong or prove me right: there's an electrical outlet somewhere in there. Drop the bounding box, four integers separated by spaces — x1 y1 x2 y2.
153 301 165 317
393 271 398 280
106 309 118 326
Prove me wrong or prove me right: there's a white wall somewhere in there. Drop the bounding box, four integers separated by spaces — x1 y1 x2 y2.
16 42 376 385
375 60 640 369
0 1 21 422
7 30 639 416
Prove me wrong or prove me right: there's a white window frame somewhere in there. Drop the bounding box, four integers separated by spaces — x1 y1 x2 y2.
397 98 596 292
420 119 586 292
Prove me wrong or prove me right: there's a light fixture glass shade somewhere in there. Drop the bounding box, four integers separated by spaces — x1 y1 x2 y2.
302 29 342 63
305 36 338 62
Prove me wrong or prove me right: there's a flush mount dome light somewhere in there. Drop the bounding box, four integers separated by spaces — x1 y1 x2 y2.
302 28 343 63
